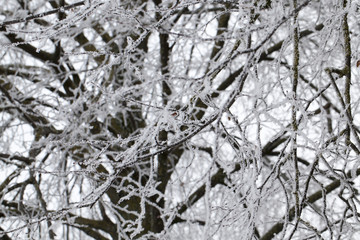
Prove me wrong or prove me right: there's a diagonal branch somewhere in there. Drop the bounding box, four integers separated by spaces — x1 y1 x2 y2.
0 1 86 27
260 165 360 240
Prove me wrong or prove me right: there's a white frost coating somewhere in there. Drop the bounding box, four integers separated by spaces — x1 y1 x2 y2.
0 0 359 240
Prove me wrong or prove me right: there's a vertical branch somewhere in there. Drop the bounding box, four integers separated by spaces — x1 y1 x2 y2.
159 32 172 102
30 175 56 239
342 0 352 146
156 3 172 188
290 0 300 237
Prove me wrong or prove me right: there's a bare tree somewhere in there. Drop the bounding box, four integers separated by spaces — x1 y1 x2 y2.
0 0 360 239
